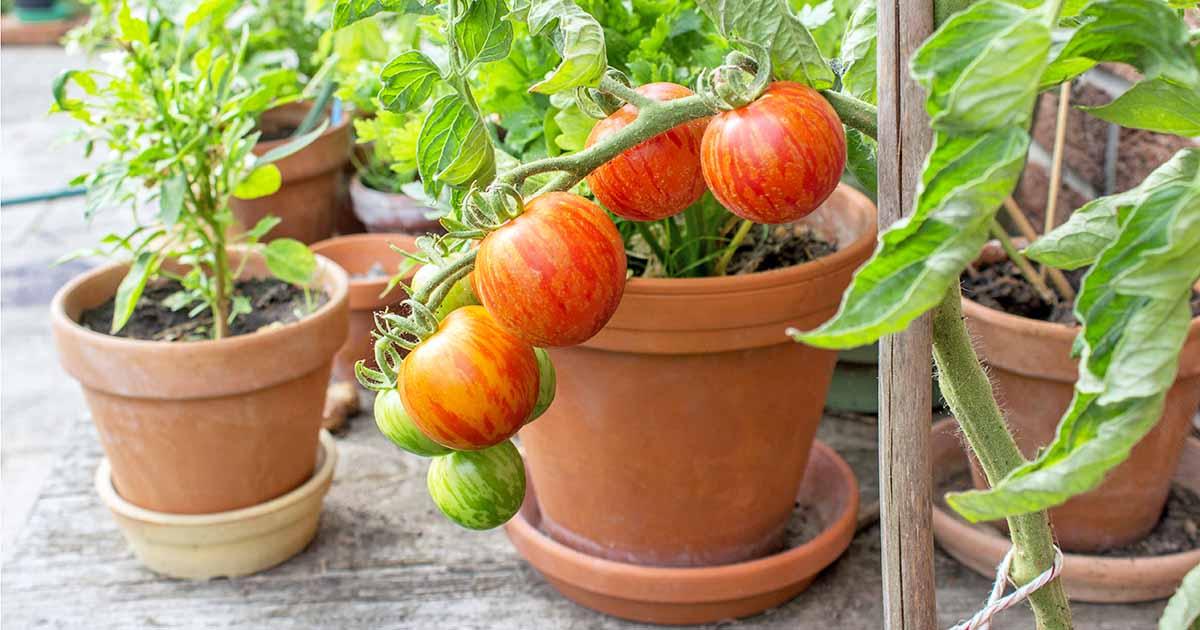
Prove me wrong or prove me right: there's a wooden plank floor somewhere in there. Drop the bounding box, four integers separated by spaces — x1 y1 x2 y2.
2 406 1167 629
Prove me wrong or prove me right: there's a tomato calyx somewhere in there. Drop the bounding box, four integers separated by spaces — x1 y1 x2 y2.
697 41 773 111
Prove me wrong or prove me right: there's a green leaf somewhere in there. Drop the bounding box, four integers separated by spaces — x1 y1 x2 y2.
796 129 1030 348
331 0 431 29
1026 149 1199 269
158 174 186 224
245 216 283 241
696 0 835 89
111 251 156 334
845 129 877 199
1039 0 1199 90
255 119 330 166
910 0 1050 132
947 169 1200 522
1080 78 1200 136
117 0 149 45
417 94 496 196
378 51 442 113
233 164 283 200
455 0 514 66
838 0 876 104
1160 563 1200 630
512 0 608 94
550 103 596 152
265 239 317 286
51 70 96 112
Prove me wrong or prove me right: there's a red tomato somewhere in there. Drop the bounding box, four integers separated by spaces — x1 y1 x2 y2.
585 83 709 221
700 81 846 224
475 192 626 347
400 305 539 450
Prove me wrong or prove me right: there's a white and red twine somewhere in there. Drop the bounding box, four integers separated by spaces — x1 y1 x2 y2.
949 544 1066 630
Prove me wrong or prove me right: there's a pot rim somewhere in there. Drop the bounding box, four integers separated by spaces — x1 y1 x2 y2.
962 295 1200 340
253 100 352 153
50 251 349 352
311 232 417 295
95 430 337 525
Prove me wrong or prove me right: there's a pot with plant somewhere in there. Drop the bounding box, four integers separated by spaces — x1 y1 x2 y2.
50 5 348 579
335 0 881 623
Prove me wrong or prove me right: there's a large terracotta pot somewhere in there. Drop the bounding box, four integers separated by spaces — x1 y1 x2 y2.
348 175 444 235
51 252 349 514
519 184 877 567
311 233 416 382
231 102 353 244
962 297 1200 552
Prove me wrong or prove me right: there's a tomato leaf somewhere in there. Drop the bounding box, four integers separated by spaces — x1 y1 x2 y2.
1026 148 1199 270
378 51 443 113
331 0 432 30
1160 563 1200 630
233 164 282 200
454 0 514 66
845 129 877 199
417 94 496 196
838 0 876 104
512 0 608 94
111 251 156 334
158 173 186 224
947 169 1200 522
1079 78 1200 136
265 239 317 286
696 0 835 90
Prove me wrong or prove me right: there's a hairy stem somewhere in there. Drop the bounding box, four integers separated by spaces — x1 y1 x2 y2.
820 90 878 140
412 248 479 306
932 287 1073 630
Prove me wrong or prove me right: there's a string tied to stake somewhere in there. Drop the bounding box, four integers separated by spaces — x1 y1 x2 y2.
949 544 1065 630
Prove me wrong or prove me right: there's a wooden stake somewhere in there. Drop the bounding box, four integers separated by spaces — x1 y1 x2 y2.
1043 82 1072 235
1001 197 1076 301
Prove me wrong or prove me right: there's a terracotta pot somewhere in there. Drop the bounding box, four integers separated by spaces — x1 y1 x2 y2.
51 252 349 514
311 233 417 382
962 297 1200 552
348 175 444 235
230 102 353 244
518 184 877 567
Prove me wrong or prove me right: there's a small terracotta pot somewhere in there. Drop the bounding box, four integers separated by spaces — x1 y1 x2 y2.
311 233 417 382
518 184 877 567
962 297 1200 552
51 252 349 514
230 102 353 244
348 175 444 235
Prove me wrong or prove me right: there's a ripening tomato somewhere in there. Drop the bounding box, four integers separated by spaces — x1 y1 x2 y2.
427 439 526 530
700 81 846 224
526 347 556 425
400 305 539 450
412 263 480 320
585 82 709 221
374 389 451 457
474 192 626 347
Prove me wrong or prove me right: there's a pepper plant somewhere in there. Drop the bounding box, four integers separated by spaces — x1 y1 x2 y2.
54 1 322 338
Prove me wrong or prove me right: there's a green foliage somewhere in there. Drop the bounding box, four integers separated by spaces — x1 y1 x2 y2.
379 50 443 112
511 0 608 93
1160 562 1200 630
696 0 835 89
354 109 424 192
417 94 496 196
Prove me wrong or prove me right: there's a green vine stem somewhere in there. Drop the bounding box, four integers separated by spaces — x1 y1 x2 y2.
713 219 753 276
931 286 1073 630
820 90 878 140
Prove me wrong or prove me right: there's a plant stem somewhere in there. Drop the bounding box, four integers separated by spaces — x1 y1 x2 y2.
596 75 654 110
989 219 1057 304
211 242 231 340
931 287 1073 630
1001 197 1076 301
820 90 878 140
411 248 478 305
713 219 753 276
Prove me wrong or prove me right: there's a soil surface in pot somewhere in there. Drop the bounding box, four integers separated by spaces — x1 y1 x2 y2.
259 123 300 143
80 278 328 342
939 472 1200 557
725 224 837 275
962 259 1200 325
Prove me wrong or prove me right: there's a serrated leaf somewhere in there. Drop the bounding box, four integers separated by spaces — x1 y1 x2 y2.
696 0 835 89
331 0 431 29
845 129 877 199
265 239 317 286
111 251 156 334
1080 78 1200 136
159 173 186 224
1027 149 1199 269
417 94 496 196
839 0 876 104
512 0 607 94
378 51 442 113
1160 563 1200 630
233 164 283 200
455 0 514 66
117 0 149 45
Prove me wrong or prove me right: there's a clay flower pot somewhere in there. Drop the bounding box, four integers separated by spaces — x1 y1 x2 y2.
311 233 416 382
348 175 444 235
518 184 877 568
51 252 349 514
230 102 353 245
961 297 1200 552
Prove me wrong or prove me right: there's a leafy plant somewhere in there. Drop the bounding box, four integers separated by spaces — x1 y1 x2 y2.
55 1 320 339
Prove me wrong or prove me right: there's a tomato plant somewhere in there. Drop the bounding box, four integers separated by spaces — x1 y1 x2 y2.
374 389 452 457
412 263 480 319
427 439 526 530
585 82 709 221
474 192 627 347
701 81 846 224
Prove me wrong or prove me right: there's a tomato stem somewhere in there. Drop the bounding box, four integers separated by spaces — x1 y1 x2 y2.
819 90 877 141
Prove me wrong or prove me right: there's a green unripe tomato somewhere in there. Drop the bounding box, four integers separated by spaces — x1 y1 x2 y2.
412 263 481 319
374 389 452 457
527 347 556 425
427 440 526 530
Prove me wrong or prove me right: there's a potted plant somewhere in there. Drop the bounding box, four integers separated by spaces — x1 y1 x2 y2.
335 0 878 623
50 4 348 578
348 108 445 234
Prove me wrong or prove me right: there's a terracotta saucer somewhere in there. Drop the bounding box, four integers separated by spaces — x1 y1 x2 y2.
930 418 1200 603
505 440 859 625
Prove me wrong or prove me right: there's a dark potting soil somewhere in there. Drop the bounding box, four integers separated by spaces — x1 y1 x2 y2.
259 124 300 143
962 260 1200 325
724 224 838 275
938 472 1200 557
80 278 327 342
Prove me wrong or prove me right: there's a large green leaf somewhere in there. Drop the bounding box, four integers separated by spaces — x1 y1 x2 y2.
838 0 876 104
696 0 835 89
1160 563 1200 630
417 95 496 196
511 0 607 94
455 0 514 66
947 169 1200 522
1026 149 1199 269
331 0 431 29
378 51 443 113
265 239 317 286
1080 78 1200 136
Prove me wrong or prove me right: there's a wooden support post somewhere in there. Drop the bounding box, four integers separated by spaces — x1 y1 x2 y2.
877 0 938 628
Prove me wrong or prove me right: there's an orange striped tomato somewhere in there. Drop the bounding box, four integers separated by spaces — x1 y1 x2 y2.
400 306 539 450
585 82 709 221
475 192 626 347
700 81 846 224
